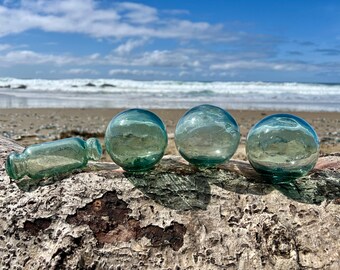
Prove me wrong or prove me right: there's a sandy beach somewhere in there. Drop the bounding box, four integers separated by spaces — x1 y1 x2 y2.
1 108 339 162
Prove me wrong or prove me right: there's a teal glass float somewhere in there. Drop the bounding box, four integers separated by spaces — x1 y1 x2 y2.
246 114 320 181
6 137 102 180
105 109 168 172
175 104 240 167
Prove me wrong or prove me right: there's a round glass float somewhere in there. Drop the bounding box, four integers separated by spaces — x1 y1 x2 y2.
175 104 240 167
246 114 320 180
105 109 168 172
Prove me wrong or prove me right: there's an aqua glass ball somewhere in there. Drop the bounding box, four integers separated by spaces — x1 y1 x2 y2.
105 109 168 172
175 104 240 167
246 114 320 180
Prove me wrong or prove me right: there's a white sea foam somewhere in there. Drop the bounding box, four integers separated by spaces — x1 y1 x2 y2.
0 78 339 111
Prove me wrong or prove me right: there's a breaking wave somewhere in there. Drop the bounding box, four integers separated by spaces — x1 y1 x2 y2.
0 78 339 111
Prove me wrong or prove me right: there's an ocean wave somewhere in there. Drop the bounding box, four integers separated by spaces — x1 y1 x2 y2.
1 78 340 95
0 78 339 111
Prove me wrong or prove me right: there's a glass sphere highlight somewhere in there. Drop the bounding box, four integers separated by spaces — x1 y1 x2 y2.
175 104 240 167
246 114 319 180
105 109 168 172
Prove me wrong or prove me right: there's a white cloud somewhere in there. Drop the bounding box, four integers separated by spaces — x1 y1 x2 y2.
160 20 225 40
114 39 147 55
0 49 105 67
200 71 238 78
131 50 201 68
89 53 100 60
0 50 76 66
0 46 324 80
116 2 158 24
109 69 170 77
21 0 96 17
0 43 11 51
0 0 226 40
210 60 319 72
64 68 99 75
1 47 195 77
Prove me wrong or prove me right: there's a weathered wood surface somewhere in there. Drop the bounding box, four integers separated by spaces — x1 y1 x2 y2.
0 136 339 270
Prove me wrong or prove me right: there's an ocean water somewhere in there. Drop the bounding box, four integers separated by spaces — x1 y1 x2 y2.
0 78 339 111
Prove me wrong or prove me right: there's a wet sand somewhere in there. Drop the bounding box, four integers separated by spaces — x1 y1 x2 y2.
0 108 339 161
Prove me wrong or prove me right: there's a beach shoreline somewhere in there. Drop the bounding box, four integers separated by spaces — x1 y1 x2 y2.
1 108 339 161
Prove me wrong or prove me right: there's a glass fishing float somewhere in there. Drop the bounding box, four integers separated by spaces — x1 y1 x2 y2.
105 109 168 172
246 114 320 181
175 104 240 167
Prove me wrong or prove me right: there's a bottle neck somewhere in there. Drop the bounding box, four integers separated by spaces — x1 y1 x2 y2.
85 138 102 161
5 152 27 180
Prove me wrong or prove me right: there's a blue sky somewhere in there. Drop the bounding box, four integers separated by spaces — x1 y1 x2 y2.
0 0 340 82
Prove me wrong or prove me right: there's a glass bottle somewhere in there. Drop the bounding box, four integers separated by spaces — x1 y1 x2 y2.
6 137 102 180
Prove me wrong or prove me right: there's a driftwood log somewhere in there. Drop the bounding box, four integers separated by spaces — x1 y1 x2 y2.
0 137 339 269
